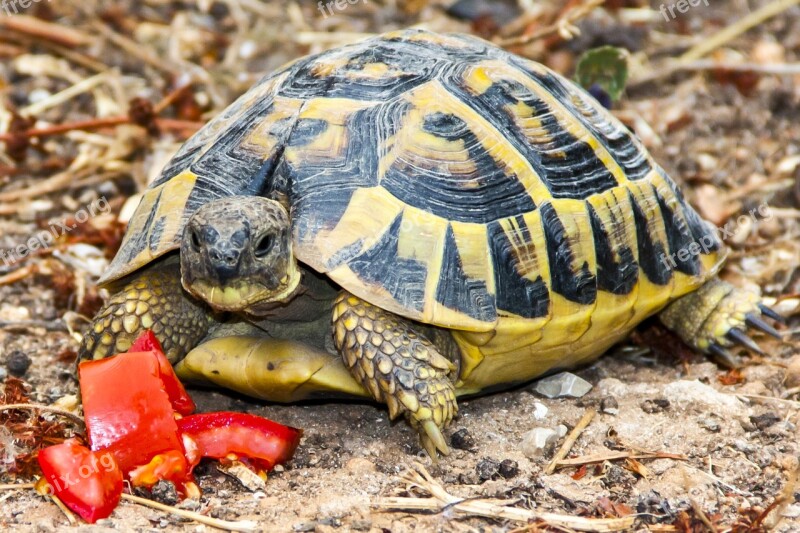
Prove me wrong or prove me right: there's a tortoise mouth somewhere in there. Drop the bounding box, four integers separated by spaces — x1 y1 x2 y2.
183 272 301 313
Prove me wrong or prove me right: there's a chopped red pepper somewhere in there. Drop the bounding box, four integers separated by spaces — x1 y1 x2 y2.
178 412 302 471
37 439 122 524
78 351 187 482
128 329 162 353
129 330 196 415
70 330 301 518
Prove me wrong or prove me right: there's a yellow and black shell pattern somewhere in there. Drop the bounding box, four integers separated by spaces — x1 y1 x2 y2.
103 29 725 334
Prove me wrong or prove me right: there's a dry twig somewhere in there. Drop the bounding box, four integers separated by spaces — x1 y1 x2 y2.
0 484 257 531
497 0 605 47
545 408 596 475
554 450 687 468
120 493 258 532
0 403 84 426
679 0 800 62
374 463 634 532
0 15 92 48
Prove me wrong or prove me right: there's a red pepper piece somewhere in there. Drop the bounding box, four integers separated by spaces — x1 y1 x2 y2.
177 412 302 471
128 329 162 353
37 439 123 524
78 352 187 480
129 330 196 415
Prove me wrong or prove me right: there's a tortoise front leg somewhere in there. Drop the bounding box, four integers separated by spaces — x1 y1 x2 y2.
332 292 458 457
79 259 213 363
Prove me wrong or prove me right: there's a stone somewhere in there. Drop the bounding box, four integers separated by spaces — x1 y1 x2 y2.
498 459 519 479
641 398 670 414
698 416 721 433
476 458 500 481
662 380 744 415
6 350 31 377
533 372 593 399
520 427 559 458
345 457 376 474
150 480 180 506
532 402 548 420
600 396 619 415
750 412 781 431
450 428 475 450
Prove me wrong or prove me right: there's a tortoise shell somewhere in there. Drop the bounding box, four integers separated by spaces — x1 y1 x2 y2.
103 29 724 332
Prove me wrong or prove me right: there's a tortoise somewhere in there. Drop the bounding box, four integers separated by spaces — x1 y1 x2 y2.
79 29 783 457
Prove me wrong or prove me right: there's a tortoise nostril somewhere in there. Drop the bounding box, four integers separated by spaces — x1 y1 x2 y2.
209 247 239 265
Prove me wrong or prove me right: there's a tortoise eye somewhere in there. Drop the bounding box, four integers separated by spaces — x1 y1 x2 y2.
253 234 274 258
190 229 202 252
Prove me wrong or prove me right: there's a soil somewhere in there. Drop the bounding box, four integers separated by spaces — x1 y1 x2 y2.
1 1 800 531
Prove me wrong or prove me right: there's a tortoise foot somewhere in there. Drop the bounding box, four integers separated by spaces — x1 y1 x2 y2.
332 292 458 458
659 279 783 367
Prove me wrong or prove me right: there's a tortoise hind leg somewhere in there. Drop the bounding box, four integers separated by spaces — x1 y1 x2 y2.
658 278 783 367
79 259 213 364
332 292 458 457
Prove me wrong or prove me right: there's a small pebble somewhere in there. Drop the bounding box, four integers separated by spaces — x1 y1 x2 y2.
640 398 670 414
556 424 568 438
450 428 475 451
177 498 202 511
351 519 372 531
603 464 635 488
699 416 721 433
637 490 672 516
750 412 781 431
600 396 619 415
532 402 548 420
6 350 31 377
344 457 376 474
533 372 593 399
28 88 51 104
150 480 180 506
498 459 519 479
520 427 559 458
476 458 500 481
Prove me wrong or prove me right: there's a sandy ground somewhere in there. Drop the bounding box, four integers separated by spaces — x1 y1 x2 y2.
2 1 800 531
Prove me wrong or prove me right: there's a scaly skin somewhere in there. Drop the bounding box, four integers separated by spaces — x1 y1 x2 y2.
79 260 213 364
659 278 775 367
331 292 459 457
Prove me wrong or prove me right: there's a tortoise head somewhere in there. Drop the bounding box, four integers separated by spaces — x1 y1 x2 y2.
180 196 301 313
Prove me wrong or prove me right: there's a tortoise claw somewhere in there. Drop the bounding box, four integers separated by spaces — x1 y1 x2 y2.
745 313 782 339
726 328 765 356
420 419 450 458
708 343 741 369
758 304 786 324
